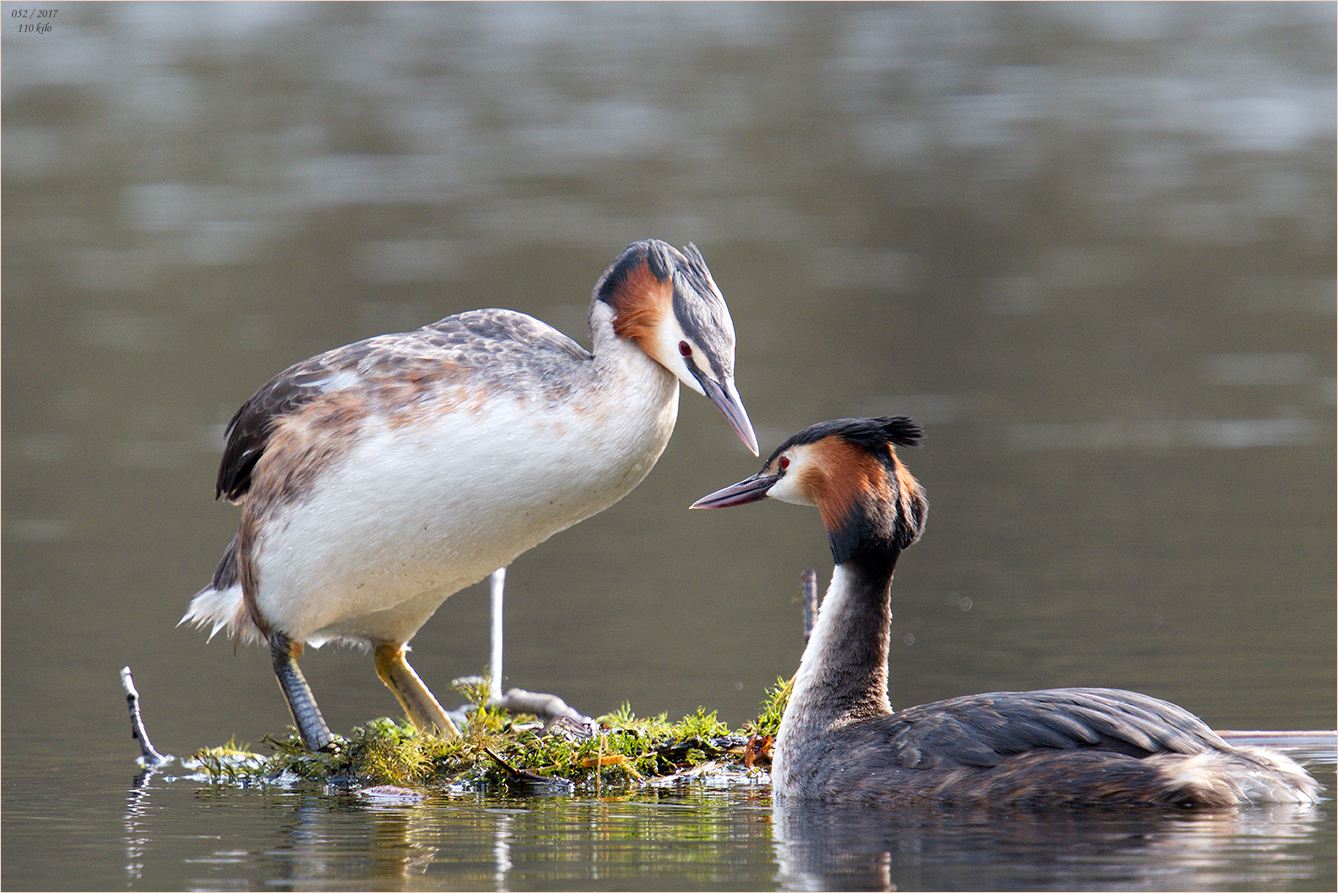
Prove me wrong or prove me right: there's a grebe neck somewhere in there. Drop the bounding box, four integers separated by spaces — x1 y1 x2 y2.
588 297 674 386
781 558 898 739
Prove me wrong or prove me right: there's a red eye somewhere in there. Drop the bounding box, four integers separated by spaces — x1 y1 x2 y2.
678 341 692 357
778 456 790 471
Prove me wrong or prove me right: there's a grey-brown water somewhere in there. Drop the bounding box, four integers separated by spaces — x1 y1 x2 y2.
3 3 1334 889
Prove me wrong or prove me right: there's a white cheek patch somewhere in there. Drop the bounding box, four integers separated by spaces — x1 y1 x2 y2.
651 318 706 396
768 470 814 506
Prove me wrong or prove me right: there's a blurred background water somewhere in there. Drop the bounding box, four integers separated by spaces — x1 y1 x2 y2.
3 2 1334 889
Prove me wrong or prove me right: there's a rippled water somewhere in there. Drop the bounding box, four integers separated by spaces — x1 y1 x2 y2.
67 747 1336 891
3 2 1334 889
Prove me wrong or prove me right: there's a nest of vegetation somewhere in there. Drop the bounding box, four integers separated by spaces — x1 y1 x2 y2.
183 677 792 796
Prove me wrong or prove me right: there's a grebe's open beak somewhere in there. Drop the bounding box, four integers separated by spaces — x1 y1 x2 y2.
690 469 779 509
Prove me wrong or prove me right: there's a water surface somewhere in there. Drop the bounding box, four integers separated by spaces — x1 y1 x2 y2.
3 3 1334 889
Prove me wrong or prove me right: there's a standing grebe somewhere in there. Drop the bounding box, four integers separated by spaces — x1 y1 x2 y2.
183 240 758 751
692 417 1318 807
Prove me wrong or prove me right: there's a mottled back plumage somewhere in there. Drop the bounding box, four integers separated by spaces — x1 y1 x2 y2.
216 310 592 502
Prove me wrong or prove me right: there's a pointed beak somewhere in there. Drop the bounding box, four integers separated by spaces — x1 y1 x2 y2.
696 373 759 456
690 470 780 509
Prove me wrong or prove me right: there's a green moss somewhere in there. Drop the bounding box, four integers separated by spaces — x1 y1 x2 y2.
188 678 794 794
748 676 794 740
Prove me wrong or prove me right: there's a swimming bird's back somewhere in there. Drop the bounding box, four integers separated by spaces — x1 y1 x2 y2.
778 687 1321 807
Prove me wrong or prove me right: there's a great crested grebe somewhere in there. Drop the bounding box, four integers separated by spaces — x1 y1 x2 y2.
184 240 758 751
692 417 1319 807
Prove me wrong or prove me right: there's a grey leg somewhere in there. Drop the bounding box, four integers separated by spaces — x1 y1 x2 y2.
270 633 335 751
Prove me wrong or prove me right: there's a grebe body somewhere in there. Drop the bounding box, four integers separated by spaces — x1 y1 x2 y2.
693 417 1318 808
231 308 679 648
185 240 757 750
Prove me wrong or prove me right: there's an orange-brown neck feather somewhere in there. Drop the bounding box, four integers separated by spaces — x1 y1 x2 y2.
807 439 893 536
807 438 925 568
608 258 672 348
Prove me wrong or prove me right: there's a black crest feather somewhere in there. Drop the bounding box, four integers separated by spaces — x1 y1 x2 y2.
594 239 674 307
768 416 922 467
776 417 927 570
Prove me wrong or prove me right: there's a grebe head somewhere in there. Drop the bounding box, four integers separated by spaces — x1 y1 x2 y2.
692 416 927 563
595 240 758 455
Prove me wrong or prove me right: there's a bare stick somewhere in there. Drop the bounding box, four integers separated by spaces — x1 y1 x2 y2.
489 567 506 702
481 746 566 785
120 667 170 767
595 730 603 799
801 569 818 645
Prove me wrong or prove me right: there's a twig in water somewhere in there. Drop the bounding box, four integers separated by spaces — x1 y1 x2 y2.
489 567 506 702
481 746 570 790
595 729 603 798
120 667 170 767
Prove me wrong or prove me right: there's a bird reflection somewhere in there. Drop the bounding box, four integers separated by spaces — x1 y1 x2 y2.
770 796 1323 892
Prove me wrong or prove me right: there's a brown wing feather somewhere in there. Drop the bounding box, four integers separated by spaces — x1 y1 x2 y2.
214 309 592 502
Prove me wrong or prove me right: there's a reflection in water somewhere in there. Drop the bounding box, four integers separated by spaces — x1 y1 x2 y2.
114 761 1335 891
492 807 514 888
118 776 781 889
772 797 1325 892
122 775 153 884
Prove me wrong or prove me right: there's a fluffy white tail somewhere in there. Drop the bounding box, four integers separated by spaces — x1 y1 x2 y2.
1154 747 1322 806
181 534 264 645
180 582 263 645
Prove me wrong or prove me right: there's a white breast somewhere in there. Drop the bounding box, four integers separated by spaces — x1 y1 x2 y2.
251 340 679 647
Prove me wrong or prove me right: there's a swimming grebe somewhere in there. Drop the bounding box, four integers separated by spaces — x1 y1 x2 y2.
183 240 758 751
692 417 1318 807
